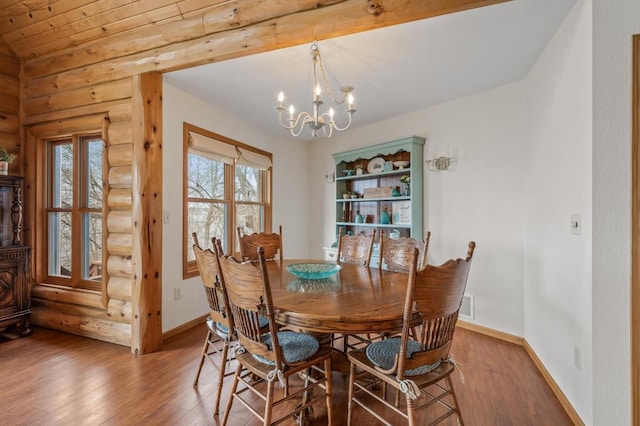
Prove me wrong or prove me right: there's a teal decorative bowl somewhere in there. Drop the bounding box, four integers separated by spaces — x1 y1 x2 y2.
287 279 341 293
286 263 342 280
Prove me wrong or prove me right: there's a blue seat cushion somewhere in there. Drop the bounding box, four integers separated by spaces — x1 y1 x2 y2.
366 338 441 376
206 318 230 336
207 315 268 335
252 331 320 365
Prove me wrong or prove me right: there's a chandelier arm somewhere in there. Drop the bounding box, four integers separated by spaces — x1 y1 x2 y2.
328 111 354 132
277 108 311 131
290 112 313 137
322 123 333 138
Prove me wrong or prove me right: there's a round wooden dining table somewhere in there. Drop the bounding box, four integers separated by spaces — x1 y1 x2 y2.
265 259 411 334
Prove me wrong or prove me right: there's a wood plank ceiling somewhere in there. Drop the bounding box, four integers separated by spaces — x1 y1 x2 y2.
0 0 510 61
0 0 231 58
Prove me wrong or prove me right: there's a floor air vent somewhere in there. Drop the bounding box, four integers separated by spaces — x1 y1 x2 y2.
459 294 474 320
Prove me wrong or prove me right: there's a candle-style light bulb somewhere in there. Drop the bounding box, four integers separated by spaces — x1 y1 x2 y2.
348 92 354 109
288 104 295 118
278 91 284 105
329 107 335 118
315 83 321 99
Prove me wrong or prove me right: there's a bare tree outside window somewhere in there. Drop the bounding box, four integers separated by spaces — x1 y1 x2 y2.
46 135 104 290
183 124 272 278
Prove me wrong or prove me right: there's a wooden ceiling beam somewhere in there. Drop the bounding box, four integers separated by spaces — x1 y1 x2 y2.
24 0 508 84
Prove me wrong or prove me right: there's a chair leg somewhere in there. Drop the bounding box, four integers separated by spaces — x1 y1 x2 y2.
264 379 275 426
324 357 333 426
406 392 417 426
445 376 464 425
213 340 230 415
347 361 356 426
221 362 243 425
193 329 212 386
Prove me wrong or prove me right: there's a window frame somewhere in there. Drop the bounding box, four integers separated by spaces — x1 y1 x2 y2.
42 132 106 292
182 123 273 279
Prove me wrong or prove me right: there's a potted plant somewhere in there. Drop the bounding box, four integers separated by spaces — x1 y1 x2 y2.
355 164 365 175
0 148 17 176
342 190 351 199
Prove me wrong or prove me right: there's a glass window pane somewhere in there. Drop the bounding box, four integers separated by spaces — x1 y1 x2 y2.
48 211 72 277
187 201 227 261
86 139 103 209
188 153 225 199
235 165 260 201
236 203 263 236
82 212 102 281
52 143 73 208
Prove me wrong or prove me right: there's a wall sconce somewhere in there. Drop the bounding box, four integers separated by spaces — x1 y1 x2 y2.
325 171 335 183
425 148 452 172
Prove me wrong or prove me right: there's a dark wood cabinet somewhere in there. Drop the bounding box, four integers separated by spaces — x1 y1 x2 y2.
0 176 31 336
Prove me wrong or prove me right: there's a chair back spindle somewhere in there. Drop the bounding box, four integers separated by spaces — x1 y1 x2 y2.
218 246 284 366
192 233 232 331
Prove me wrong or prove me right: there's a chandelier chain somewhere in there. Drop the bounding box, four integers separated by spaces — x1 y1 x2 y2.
317 52 347 106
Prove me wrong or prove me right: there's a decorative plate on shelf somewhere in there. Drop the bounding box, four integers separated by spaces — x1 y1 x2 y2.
367 157 385 174
286 263 342 280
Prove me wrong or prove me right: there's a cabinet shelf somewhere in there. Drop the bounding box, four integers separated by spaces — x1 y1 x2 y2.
331 135 425 247
337 222 411 229
337 196 411 203
337 169 410 181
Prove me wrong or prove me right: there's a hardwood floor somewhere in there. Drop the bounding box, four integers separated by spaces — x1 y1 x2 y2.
0 325 572 425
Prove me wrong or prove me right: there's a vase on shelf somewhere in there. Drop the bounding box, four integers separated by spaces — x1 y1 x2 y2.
380 208 391 224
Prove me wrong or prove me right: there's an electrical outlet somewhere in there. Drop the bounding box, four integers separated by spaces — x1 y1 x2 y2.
163 210 171 224
173 288 181 301
574 345 582 370
570 214 581 235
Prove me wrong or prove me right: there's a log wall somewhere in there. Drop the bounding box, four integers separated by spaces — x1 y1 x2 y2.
0 40 20 175
16 0 506 353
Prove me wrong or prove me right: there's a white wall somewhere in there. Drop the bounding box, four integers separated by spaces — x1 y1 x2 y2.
309 1 597 422
309 82 528 337
523 0 592 422
593 0 636 424
157 0 635 420
161 81 311 332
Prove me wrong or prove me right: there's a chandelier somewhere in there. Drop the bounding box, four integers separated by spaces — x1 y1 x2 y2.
276 41 355 138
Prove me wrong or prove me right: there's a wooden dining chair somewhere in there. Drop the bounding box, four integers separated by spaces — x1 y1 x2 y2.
347 241 476 426
378 230 432 273
334 228 377 351
237 225 283 262
191 233 236 416
361 230 433 352
218 246 334 426
336 227 376 266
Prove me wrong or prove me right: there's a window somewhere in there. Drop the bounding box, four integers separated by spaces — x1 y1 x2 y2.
183 123 272 278
44 134 104 291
